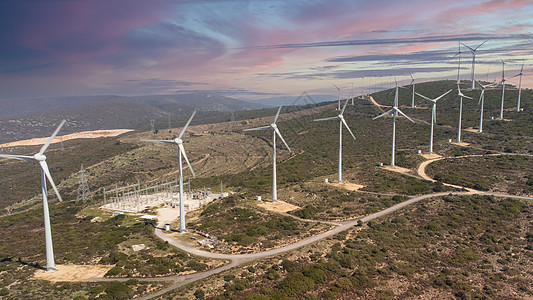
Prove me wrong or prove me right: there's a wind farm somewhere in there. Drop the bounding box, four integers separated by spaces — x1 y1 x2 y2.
0 1 533 299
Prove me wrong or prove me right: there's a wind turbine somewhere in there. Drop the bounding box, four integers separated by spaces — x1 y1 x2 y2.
0 120 66 272
511 61 525 111
373 84 415 167
499 60 506 120
415 90 452 154
142 111 196 233
456 84 473 143
462 40 488 89
409 73 416 108
243 105 291 202
477 81 495 133
314 99 356 184
332 83 341 110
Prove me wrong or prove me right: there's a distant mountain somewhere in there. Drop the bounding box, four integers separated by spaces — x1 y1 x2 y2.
0 93 265 143
243 94 337 107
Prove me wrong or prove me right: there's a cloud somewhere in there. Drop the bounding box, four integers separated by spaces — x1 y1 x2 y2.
251 33 533 50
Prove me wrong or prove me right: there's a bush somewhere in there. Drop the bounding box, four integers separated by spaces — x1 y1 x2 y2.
104 282 133 300
194 288 205 299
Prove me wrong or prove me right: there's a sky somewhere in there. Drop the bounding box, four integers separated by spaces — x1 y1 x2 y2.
1 0 532 101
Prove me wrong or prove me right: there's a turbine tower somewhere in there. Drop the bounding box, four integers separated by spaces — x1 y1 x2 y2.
410 73 416 108
373 85 415 167
511 62 525 111
0 120 66 272
462 40 488 89
332 83 341 110
314 99 356 183
142 111 196 233
476 81 495 133
499 60 506 120
415 90 452 154
244 105 291 202
453 41 462 83
456 84 473 143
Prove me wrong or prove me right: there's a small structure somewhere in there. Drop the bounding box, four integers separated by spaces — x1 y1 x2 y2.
417 150 422 154
112 211 123 217
322 178 328 183
140 215 157 222
378 162 384 167
255 195 262 201
164 224 170 231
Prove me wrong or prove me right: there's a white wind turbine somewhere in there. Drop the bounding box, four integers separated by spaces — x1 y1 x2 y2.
456 83 473 143
409 73 416 108
332 83 341 110
476 81 495 133
462 40 488 89
511 61 525 111
143 111 196 233
243 105 291 202
499 60 506 120
314 99 356 184
373 84 415 167
0 120 66 272
415 90 452 154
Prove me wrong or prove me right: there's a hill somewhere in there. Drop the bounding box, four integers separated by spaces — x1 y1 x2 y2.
0 79 532 299
0 93 265 143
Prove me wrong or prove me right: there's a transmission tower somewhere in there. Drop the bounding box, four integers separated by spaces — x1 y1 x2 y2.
76 164 92 203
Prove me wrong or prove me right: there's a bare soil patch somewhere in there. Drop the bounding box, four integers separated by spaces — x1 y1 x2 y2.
257 200 300 213
0 129 133 148
328 182 365 191
382 165 412 174
33 264 114 282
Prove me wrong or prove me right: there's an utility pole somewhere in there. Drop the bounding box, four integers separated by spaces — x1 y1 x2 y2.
76 164 92 203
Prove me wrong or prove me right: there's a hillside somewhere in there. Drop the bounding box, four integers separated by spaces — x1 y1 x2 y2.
0 93 265 143
0 80 532 299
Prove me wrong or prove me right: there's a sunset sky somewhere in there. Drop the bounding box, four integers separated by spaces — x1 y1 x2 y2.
1 0 532 101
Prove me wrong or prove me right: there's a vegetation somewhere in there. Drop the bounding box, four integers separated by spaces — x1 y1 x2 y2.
427 155 533 194
170 195 533 299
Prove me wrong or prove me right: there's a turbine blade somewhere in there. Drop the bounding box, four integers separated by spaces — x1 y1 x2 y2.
434 89 453 102
179 144 195 177
178 110 197 139
39 160 62 202
332 83 340 90
396 108 415 123
142 139 176 145
478 91 484 105
274 127 291 152
415 92 432 102
373 109 394 120
433 105 437 123
273 105 283 123
313 116 338 122
341 117 356 141
460 43 475 52
243 125 271 132
474 40 488 50
0 154 35 162
39 119 66 154
463 95 474 100
340 99 350 114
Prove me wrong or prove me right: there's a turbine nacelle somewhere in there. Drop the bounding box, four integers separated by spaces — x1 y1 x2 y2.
34 153 47 161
